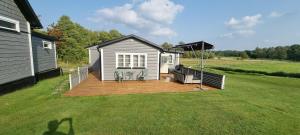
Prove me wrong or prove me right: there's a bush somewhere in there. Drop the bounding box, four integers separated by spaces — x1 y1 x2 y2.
240 52 249 60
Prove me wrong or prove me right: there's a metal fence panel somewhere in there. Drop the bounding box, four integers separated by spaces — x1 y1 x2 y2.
79 67 88 82
203 72 225 89
69 66 89 90
182 67 226 89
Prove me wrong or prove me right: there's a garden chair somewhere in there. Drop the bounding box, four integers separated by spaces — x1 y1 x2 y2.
137 69 148 81
125 71 135 80
114 70 124 82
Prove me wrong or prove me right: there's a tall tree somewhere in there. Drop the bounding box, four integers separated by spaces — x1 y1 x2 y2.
47 16 87 63
47 15 123 63
287 44 300 61
240 51 249 59
161 42 173 49
109 29 122 39
178 41 185 45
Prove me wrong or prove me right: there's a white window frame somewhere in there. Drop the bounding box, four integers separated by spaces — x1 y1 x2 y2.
167 54 174 64
42 41 52 49
116 53 147 69
0 15 20 32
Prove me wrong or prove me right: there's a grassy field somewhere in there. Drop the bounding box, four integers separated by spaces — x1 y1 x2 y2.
0 58 299 135
181 58 300 73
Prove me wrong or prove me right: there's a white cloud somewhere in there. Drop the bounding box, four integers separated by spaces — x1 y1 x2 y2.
225 14 262 30
220 30 255 38
236 30 255 36
88 0 183 37
139 0 184 24
220 33 234 38
150 27 177 37
222 14 262 38
269 11 284 18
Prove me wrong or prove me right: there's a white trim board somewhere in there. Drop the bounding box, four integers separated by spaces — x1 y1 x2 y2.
157 51 160 80
88 48 91 64
100 49 104 81
27 21 35 76
0 15 20 32
42 41 52 49
54 42 58 68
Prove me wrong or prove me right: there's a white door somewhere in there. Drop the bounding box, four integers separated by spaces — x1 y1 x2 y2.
160 53 174 73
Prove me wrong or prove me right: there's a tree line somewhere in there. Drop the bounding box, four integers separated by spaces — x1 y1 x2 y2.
38 15 123 63
161 42 300 61
215 45 300 61
246 45 300 61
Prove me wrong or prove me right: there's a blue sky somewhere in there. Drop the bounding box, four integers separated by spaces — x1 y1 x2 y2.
29 0 300 50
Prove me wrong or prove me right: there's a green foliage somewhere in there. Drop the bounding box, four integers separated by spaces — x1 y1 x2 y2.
47 15 123 63
215 45 300 61
109 29 123 39
240 51 249 59
161 42 173 49
215 50 242 57
182 51 215 59
32 29 48 35
178 41 185 45
287 44 300 61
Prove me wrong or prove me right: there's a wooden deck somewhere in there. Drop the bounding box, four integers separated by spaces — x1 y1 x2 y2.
65 73 214 96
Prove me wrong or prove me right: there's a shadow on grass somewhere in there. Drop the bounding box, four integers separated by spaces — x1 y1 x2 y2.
212 67 300 78
43 118 74 135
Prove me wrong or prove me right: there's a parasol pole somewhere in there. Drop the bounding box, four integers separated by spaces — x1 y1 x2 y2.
200 42 204 89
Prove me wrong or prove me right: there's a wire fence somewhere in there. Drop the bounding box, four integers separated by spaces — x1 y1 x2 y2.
69 66 89 90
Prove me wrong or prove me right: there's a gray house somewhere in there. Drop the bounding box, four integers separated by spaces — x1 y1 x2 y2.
87 35 181 81
0 0 59 91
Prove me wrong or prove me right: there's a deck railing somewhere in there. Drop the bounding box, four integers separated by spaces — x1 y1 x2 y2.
69 66 89 90
173 66 226 89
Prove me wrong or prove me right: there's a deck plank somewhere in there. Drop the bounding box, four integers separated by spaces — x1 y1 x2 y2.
65 73 215 96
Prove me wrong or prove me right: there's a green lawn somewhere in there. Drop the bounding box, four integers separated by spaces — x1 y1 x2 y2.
0 59 300 135
181 58 300 73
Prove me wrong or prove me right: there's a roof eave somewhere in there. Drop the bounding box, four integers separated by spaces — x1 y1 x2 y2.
174 41 215 50
95 34 164 52
14 0 43 29
32 31 57 41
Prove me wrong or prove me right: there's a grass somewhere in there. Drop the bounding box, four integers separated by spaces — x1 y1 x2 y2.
181 58 300 73
58 60 88 73
0 58 300 135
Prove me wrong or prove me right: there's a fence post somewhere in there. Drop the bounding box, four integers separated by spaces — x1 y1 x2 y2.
87 67 89 77
221 75 226 90
69 73 72 90
78 67 81 83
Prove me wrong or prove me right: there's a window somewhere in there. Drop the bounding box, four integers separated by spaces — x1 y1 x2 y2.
118 54 124 67
116 53 147 69
43 41 52 49
140 55 145 67
125 55 131 67
133 55 139 67
0 16 20 32
167 55 173 64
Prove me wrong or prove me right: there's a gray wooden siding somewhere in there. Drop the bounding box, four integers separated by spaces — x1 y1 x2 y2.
0 0 32 85
102 39 159 80
32 36 56 73
0 0 29 33
88 46 100 73
0 32 31 85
